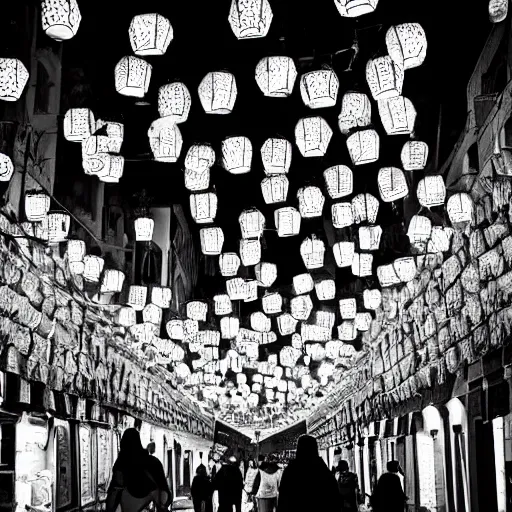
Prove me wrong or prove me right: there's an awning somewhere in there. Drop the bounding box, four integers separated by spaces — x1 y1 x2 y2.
172 431 213 452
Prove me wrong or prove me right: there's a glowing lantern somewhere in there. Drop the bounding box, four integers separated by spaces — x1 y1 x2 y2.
198 72 237 114
115 56 152 98
64 108 95 142
339 298 356 319
261 175 289 204
352 252 373 277
366 56 404 101
274 207 301 237
401 141 428 171
214 294 232 316
0 154 14 182
25 192 50 221
185 144 215 172
315 279 336 301
427 226 453 253
221 317 240 339
83 256 104 283
363 289 381 310
297 186 325 218
67 240 85 263
417 175 446 208
148 118 183 162
0 59 29 102
101 270 125 294
323 165 353 199
151 287 172 309
255 262 277 287
185 168 210 192
129 14 173 56
96 119 124 145
333 241 355 268
358 225 382 251
134 217 154 242
190 192 218 224
407 215 432 247
83 154 124 182
219 253 240 277
118 307 136 328
251 312 271 332
187 301 208 322
489 0 509 22
239 208 265 239
167 319 184 340
41 0 81 41
334 0 379 18
158 83 191 123
261 138 292 175
255 56 297 98
378 96 416 135
143 304 163 326
300 69 339 109
377 167 408 202
226 278 246 300
300 236 325 269
295 117 332 157
200 227 224 255
352 193 379 223
229 0 273 39
82 135 121 157
346 129 380 165
338 92 371 134
291 295 313 321
386 23 427 70
47 212 70 243
262 292 282 315
293 273 314 295
222 136 252 174
240 239 261 266
332 202 354 228
447 193 474 224
377 257 417 287
128 286 147 311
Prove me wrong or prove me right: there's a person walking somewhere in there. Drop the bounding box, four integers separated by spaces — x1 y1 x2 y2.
335 460 360 512
386 461 405 492
106 428 171 512
253 460 281 512
191 464 213 512
277 435 340 512
370 468 407 512
213 456 244 512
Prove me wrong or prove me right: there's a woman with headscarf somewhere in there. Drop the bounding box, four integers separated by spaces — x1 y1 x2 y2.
106 428 171 512
277 435 340 512
191 464 213 512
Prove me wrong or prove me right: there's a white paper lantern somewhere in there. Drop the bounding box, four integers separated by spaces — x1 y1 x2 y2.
190 192 218 224
333 241 355 268
338 92 372 134
352 193 379 223
239 208 265 239
363 289 381 310
167 319 185 340
64 108 95 142
221 317 240 339
198 72 237 114
0 59 29 102
300 69 339 109
117 307 136 328
334 0 379 18
293 273 314 295
41 0 81 41
214 294 233 315
0 154 14 182
129 14 173 56
274 207 301 237
407 215 432 247
377 257 417 287
134 217 154 242
143 303 163 326
346 129 380 165
358 225 382 251
489 0 509 22
240 239 261 266
352 252 373 277
229 0 273 39
83 256 104 283
262 292 282 314
67 239 86 263
200 227 224 255
297 186 325 218
427 226 453 253
24 192 50 221
255 262 277 287
417 175 446 208
185 144 215 172
101 269 125 294
300 236 325 269
255 56 297 98
82 135 122 157
332 202 354 228
378 96 417 136
83 155 125 183
222 136 252 174
295 117 332 157
151 287 172 309
187 301 208 322
148 118 183 162
377 167 408 202
315 279 336 301
291 295 313 321
261 138 292 175
338 298 356 320
219 253 241 277
401 141 429 171
323 165 353 199
251 312 271 332
47 212 70 243
366 56 404 101
96 119 124 145
447 193 474 224
261 175 289 204
226 278 246 300
158 83 191 123
128 285 147 311
386 23 427 70
185 168 210 192
115 56 152 98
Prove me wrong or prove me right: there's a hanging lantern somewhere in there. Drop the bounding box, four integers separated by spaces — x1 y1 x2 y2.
166 319 185 340
134 217 154 242
115 56 152 98
377 167 408 202
187 301 208 322
214 294 232 316
386 23 427 70
250 312 271 332
239 208 265 239
291 295 313 321
0 58 29 102
101 269 125 294
219 253 240 277
83 255 104 283
255 262 277 287
363 289 381 310
297 186 325 218
25 192 50 221
185 144 215 172
228 0 273 39
117 307 136 328
185 168 210 192
274 207 301 237
295 117 332 157
129 14 173 56
64 108 95 142
198 72 237 114
447 193 474 224
489 0 509 22
0 154 13 182
47 212 70 243
333 241 355 268
200 227 224 255
262 292 282 314
67 239 86 263
352 193 379 223
358 225 382 251
261 175 289 204
143 304 163 326
339 298 357 320
293 273 314 295
315 279 336 301
338 92 371 134
128 285 147 311
323 165 353 199
417 175 446 208
334 0 379 18
221 317 240 339
377 257 417 287
300 236 325 269
226 278 246 300
41 0 81 41
332 202 354 228
428 226 453 253
148 118 183 162
255 56 297 98
401 141 428 171
82 135 122 157
366 56 404 101
407 215 432 247
346 129 380 166
261 138 292 175
240 239 261 266
222 136 252 174
378 96 417 135
96 119 124 145
158 83 191 123
151 287 172 309
190 192 218 224
352 252 373 277
300 69 339 109
83 154 124 182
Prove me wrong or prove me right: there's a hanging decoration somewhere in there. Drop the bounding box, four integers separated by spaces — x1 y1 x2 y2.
363 289 381 310
377 167 408 202
96 119 124 146
0 154 13 182
148 118 183 162
255 56 297 98
190 192 218 224
222 136 253 174
333 241 355 268
401 141 428 170
262 292 283 314
251 312 271 332
447 193 474 224
290 295 313 321
297 186 325 218
377 257 417 287
134 217 154 242
115 56 152 98
214 294 232 315
101 270 125 294
198 72 237 114
129 14 173 56
300 69 340 109
352 193 379 223
295 117 332 157
83 255 104 283
0 58 29 102
41 0 81 41
338 92 372 134
128 286 147 311
240 239 261 266
185 168 210 192
117 307 136 328
143 304 163 326
151 287 172 309
200 227 224 255
358 225 382 251
332 202 354 228
407 215 432 249
82 135 122 157
386 23 427 70
333 0 379 18
226 278 247 300
158 83 191 123
187 301 208 321
228 0 273 40
300 236 325 269
274 207 301 237
219 252 241 277
378 96 417 135
185 144 215 172
261 138 292 174
255 262 277 287
64 108 95 142
315 279 336 301
428 226 453 253
239 208 265 239
67 239 86 274
166 319 184 340
346 129 380 165
83 154 125 183
489 0 509 22
416 175 446 208
366 56 404 100
47 212 71 243
261 175 289 204
323 165 353 199
221 316 240 339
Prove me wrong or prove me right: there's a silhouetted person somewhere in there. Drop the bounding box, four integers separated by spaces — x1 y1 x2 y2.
386 461 405 491
106 428 171 512
254 460 281 512
213 456 243 512
277 435 340 512
370 469 407 512
191 465 213 512
335 460 360 512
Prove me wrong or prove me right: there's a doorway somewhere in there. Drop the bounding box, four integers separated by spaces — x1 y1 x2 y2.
475 419 498 512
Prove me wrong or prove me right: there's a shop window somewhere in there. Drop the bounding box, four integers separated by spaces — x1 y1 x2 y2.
54 425 77 510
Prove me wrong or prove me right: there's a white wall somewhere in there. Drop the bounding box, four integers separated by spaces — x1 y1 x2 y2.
150 207 172 287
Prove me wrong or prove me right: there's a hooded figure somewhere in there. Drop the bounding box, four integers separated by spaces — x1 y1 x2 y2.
335 460 360 512
277 435 340 512
370 470 407 512
253 461 281 512
191 465 213 512
213 456 244 512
